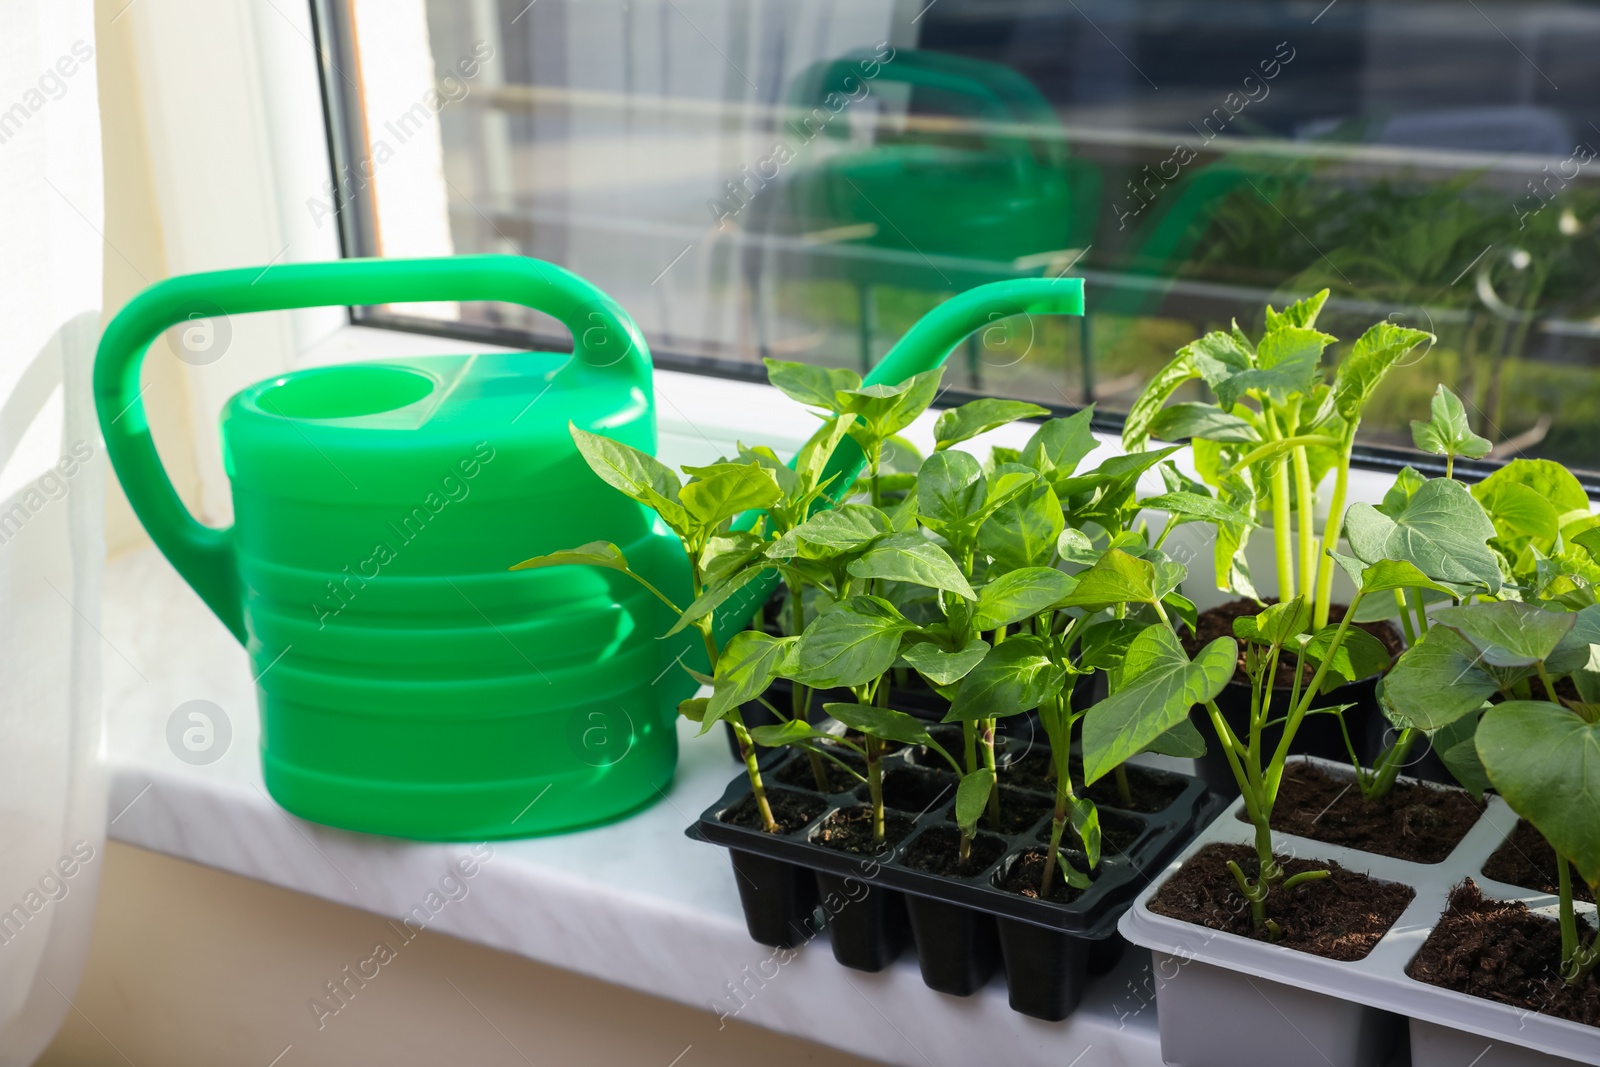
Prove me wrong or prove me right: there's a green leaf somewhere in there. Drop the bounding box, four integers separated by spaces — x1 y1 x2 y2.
768 503 893 559
1409 384 1490 461
1473 459 1589 533
824 702 937 750
1381 626 1500 731
917 450 986 533
1216 326 1332 408
1300 624 1391 692
1332 321 1433 421
944 637 1064 723
972 567 1076 631
1070 797 1102 867
1141 491 1254 530
848 534 976 599
1432 601 1576 668
763 358 857 411
569 424 687 530
789 596 917 688
1147 403 1260 444
979 476 1064 571
704 631 796 730
1081 630 1237 784
511 540 631 573
1328 553 1465 600
1123 353 1200 453
900 637 989 686
934 399 1049 451
747 719 836 750
1058 549 1164 610
1264 289 1329 331
1573 527 1600 564
1056 527 1098 564
700 531 767 587
678 462 783 528
1378 466 1428 519
1430 711 1489 798
678 697 709 723
665 565 765 636
1233 596 1311 646
792 414 858 492
1144 717 1207 758
1344 477 1501 593
955 769 996 833
1478 701 1600 888
1020 408 1099 476
839 368 945 442
1080 618 1149 683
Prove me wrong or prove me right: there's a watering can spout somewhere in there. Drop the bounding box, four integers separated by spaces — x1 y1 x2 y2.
712 276 1085 647
865 276 1084 390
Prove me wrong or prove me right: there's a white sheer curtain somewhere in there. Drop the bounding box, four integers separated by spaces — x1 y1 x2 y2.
0 2 107 1064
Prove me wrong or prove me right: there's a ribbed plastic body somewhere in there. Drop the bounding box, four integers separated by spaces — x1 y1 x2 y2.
224 353 689 838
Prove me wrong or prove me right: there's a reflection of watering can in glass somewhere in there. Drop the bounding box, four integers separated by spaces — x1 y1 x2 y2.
95 255 1082 841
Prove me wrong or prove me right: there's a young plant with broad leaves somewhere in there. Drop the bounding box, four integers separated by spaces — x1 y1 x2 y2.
1390 590 1600 985
1122 290 1434 633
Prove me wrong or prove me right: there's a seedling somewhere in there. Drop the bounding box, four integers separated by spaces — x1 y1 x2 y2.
511 411 860 832
1123 289 1433 632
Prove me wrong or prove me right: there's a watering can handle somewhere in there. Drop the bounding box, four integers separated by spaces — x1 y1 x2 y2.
93 255 650 643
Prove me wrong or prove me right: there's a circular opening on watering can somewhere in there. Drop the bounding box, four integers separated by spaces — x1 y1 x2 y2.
258 364 436 420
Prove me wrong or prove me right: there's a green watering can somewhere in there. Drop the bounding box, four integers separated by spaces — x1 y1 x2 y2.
95 255 1082 841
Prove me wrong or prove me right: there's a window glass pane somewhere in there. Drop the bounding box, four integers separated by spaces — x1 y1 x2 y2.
322 0 1600 476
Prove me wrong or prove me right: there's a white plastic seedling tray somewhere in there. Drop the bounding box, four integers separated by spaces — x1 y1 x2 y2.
1119 757 1600 1067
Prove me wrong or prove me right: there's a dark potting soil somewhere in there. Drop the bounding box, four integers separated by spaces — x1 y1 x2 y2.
942 786 1053 836
1407 880 1600 1027
899 825 1007 877
1250 761 1484 864
867 766 957 814
999 847 1088 904
1003 756 1187 815
1482 819 1596 904
1038 809 1145 857
1183 598 1404 689
774 752 863 794
811 805 915 855
721 789 827 833
1147 843 1414 960
1083 765 1189 814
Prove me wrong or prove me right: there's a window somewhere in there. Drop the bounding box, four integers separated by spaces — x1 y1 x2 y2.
312 0 1600 483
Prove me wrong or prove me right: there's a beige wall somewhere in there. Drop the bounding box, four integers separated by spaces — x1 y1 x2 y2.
39 843 875 1067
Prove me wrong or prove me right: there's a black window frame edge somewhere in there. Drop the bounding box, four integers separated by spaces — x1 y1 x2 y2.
303 0 1586 496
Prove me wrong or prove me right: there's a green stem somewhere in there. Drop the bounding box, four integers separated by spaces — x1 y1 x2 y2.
1268 423 1296 603
1269 593 1363 792
963 721 978 776
1311 437 1354 631
1408 587 1429 634
981 718 1001 829
1393 589 1417 646
867 737 885 843
1292 444 1317 605
1366 727 1416 799
1539 662 1561 705
1559 856 1579 969
1231 434 1343 473
1114 764 1133 809
730 714 777 833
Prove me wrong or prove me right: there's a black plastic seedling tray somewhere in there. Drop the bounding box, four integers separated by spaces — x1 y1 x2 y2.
688 737 1220 1020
